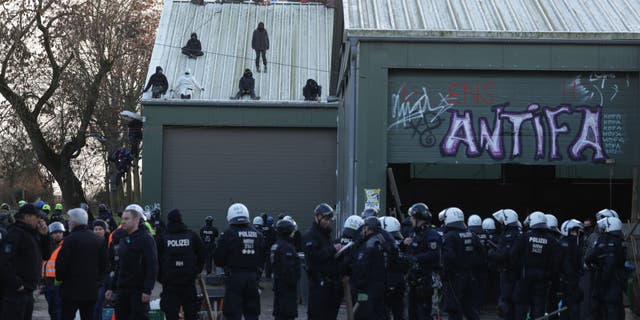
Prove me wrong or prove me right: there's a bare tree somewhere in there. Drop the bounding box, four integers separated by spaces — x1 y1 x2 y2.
0 0 160 208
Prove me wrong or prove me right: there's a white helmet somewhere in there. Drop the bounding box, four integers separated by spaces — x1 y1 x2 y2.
252 216 264 226
560 219 583 237
48 221 66 233
283 215 298 231
596 209 619 220
467 215 482 228
379 216 402 239
597 217 623 233
342 215 364 239
125 204 145 219
227 203 250 225
143 211 151 221
440 207 465 226
528 211 547 229
482 218 496 231
492 209 518 226
438 209 446 222
545 214 559 232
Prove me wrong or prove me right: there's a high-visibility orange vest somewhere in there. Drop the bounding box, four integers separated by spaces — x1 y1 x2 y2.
108 225 123 246
42 240 63 278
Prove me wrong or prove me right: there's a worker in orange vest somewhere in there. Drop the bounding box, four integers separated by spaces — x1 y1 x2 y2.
43 222 65 320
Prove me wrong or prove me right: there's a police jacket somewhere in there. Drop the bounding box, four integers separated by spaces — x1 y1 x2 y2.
302 222 341 281
0 220 50 292
157 222 205 286
56 225 108 300
214 224 264 272
351 232 386 295
402 223 441 274
559 235 582 288
442 224 485 275
112 225 158 294
488 225 521 272
272 235 300 292
584 231 626 301
200 225 219 250
510 228 560 279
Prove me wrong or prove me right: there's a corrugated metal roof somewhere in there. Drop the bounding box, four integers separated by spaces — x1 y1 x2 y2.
343 0 640 40
144 1 334 102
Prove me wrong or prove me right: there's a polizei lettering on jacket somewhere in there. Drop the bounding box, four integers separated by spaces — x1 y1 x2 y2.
238 231 258 238
167 239 191 247
529 236 547 254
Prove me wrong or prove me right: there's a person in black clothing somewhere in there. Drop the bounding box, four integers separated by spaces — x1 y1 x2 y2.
271 219 300 320
352 217 387 320
105 204 158 320
56 208 108 320
558 219 583 320
303 79 322 101
511 212 561 320
142 66 169 98
127 118 143 158
251 22 269 72
181 32 204 59
585 216 626 320
302 203 343 320
379 216 410 320
488 209 522 320
401 202 441 320
440 208 484 320
214 203 264 320
0 204 50 320
261 216 276 279
200 216 219 275
149 208 166 236
98 204 118 233
157 209 206 320
92 219 111 320
230 69 259 100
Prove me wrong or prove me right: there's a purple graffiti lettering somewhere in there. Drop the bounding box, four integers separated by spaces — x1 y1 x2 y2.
500 110 533 160
569 106 607 162
440 110 480 157
478 105 505 160
544 105 572 160
528 104 545 160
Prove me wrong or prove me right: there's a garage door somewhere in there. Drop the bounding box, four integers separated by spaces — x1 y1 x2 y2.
162 127 337 231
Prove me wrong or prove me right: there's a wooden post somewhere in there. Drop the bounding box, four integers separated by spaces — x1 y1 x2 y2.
343 277 354 320
387 168 403 218
198 275 215 320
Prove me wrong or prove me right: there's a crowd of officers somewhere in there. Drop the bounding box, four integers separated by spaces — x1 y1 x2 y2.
0 199 631 320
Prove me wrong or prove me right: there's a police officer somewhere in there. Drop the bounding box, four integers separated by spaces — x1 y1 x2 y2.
157 209 206 320
303 203 343 320
481 217 499 312
511 211 560 320
271 219 300 320
262 216 276 279
380 216 410 320
401 202 441 320
488 209 522 320
559 219 584 320
351 217 387 320
98 204 118 232
466 214 487 312
440 207 484 320
200 215 219 275
214 203 264 320
584 216 626 319
0 204 50 320
149 208 166 236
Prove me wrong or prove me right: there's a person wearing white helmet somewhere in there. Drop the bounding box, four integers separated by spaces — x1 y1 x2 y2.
479 217 499 311
105 204 157 319
341 215 364 243
379 216 409 320
510 211 560 320
467 214 482 234
252 216 264 228
440 207 484 319
214 203 264 320
282 215 302 252
488 209 522 319
558 219 583 320
544 214 560 238
585 216 625 320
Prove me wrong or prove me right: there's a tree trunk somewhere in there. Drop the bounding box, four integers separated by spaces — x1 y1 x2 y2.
49 157 87 209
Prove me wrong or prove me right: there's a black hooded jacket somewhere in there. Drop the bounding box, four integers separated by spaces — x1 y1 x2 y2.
111 226 158 294
251 22 269 51
156 222 206 286
239 71 255 91
0 220 50 292
184 33 202 51
143 69 169 93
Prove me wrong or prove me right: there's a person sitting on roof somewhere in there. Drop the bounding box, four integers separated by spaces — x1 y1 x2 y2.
230 69 260 100
303 79 322 101
171 69 204 99
181 33 204 59
142 66 169 98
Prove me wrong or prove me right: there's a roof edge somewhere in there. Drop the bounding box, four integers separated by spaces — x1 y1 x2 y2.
142 98 339 108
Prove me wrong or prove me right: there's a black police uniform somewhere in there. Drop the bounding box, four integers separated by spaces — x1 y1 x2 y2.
200 224 219 274
559 233 583 320
0 219 50 320
488 225 521 320
477 229 499 312
469 226 489 311
271 233 300 320
442 223 484 320
385 238 410 320
214 223 264 320
510 227 560 320
584 231 626 320
157 223 206 320
111 225 158 320
352 231 387 320
402 223 441 320
261 223 276 278
303 221 343 320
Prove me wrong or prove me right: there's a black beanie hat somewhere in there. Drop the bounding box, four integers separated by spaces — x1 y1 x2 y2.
168 209 182 224
93 219 109 233
16 204 38 218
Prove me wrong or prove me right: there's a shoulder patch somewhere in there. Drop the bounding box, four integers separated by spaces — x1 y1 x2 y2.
430 242 438 250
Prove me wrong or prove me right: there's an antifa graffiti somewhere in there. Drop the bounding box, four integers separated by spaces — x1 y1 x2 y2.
439 103 606 162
